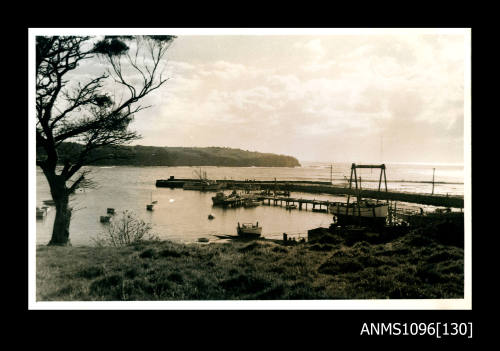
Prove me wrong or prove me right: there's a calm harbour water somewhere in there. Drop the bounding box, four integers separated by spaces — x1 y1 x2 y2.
35 162 464 246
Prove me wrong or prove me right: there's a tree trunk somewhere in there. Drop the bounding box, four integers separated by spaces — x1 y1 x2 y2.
46 174 72 246
49 196 72 246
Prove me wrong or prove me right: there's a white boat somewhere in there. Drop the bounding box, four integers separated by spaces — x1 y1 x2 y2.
237 222 262 238
330 200 388 225
329 163 390 227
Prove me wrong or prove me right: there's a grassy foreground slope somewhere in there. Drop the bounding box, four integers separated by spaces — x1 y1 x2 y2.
36 226 463 301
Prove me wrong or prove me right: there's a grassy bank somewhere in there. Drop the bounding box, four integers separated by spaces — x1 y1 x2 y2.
36 222 464 301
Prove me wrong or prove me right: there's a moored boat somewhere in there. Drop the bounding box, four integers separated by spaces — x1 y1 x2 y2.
212 191 228 205
237 222 262 238
330 200 388 226
329 163 390 228
212 190 241 205
183 180 222 191
243 199 261 207
183 168 222 191
36 207 47 219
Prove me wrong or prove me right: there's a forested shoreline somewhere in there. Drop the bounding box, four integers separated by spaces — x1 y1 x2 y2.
37 143 301 167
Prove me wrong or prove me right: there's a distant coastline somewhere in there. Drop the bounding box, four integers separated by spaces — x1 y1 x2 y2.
38 143 301 167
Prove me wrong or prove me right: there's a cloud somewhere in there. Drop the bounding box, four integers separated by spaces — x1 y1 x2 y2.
106 34 467 163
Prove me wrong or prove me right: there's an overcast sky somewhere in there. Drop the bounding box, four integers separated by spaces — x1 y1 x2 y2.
76 30 470 164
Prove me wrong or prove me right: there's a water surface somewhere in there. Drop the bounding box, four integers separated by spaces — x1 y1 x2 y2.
36 163 464 245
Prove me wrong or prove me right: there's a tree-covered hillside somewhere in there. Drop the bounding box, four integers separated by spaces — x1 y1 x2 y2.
38 143 301 167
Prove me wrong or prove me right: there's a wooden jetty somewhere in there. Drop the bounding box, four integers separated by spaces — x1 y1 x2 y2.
261 196 332 212
156 176 464 208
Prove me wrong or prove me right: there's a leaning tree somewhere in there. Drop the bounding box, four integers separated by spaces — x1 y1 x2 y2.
36 35 175 245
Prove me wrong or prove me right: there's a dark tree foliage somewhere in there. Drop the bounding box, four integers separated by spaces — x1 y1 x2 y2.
36 35 175 245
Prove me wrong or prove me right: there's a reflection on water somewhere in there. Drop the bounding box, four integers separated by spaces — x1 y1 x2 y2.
35 164 464 246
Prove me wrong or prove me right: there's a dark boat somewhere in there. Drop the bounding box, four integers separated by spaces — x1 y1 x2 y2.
156 176 185 188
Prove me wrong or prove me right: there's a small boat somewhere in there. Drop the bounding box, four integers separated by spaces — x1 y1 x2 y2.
198 237 209 243
36 207 47 219
237 222 262 238
150 191 158 204
285 204 297 210
146 204 154 211
212 191 228 205
100 215 111 223
243 199 261 207
212 190 241 206
107 208 115 215
208 214 215 220
274 190 291 197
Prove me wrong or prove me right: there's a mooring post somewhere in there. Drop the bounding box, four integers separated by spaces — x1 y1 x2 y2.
431 167 435 195
283 233 287 242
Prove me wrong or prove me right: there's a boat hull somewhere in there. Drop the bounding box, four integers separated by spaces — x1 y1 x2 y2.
237 223 262 238
156 180 185 188
330 203 388 227
243 200 261 207
183 182 222 191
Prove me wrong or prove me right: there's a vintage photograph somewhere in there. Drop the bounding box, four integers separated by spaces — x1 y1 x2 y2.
30 28 470 308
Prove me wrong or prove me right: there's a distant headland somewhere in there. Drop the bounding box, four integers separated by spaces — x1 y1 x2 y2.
38 143 301 167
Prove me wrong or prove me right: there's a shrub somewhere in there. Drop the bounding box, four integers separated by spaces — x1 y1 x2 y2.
167 272 184 284
272 246 288 253
89 274 124 298
318 257 364 275
125 267 141 279
238 241 268 253
309 243 336 251
92 211 159 247
221 274 271 295
139 248 157 259
77 265 105 279
317 233 343 245
159 249 182 258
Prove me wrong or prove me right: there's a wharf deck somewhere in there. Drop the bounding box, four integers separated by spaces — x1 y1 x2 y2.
156 178 464 208
260 196 333 211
